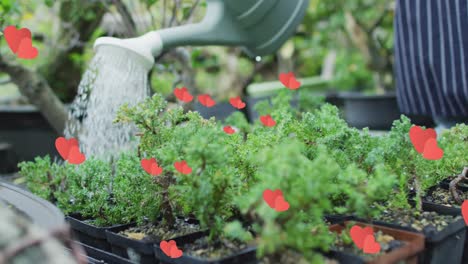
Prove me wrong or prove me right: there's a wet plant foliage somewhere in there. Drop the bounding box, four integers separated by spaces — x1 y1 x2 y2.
19 91 467 262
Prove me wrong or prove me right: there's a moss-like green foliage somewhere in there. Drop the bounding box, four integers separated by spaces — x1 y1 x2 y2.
233 141 337 262
364 117 468 208
228 139 396 263
116 94 245 235
19 153 159 226
20 90 467 261
111 153 161 225
295 104 378 172
18 156 69 203
417 124 468 189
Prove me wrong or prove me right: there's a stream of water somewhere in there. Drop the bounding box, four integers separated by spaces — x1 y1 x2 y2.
64 46 149 161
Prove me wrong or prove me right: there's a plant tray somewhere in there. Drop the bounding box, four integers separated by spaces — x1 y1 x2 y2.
328 220 425 264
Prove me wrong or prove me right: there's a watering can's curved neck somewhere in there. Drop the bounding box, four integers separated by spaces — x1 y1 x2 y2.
158 1 245 50
93 0 245 71
94 0 309 71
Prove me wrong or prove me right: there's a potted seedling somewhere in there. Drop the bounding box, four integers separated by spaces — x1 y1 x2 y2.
411 124 468 262
292 104 466 263
420 124 468 206
18 153 158 255
352 119 467 264
228 136 423 264
152 122 257 263
117 92 311 263
228 140 341 263
110 95 214 263
19 156 115 251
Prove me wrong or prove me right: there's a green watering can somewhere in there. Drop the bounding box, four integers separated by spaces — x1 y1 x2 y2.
94 0 310 70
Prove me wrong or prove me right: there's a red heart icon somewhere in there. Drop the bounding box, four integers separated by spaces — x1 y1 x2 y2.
363 235 381 254
229 96 246 109
55 137 79 160
141 158 163 176
462 200 468 225
263 189 283 208
409 126 437 153
279 72 301 90
174 87 193 103
198 94 216 108
422 138 444 160
274 195 290 212
223 126 235 135
350 225 374 249
4 25 32 53
160 240 183 258
67 146 86 165
160 240 176 257
169 246 183 258
260 115 276 127
55 137 86 164
174 160 192 174
16 37 38 59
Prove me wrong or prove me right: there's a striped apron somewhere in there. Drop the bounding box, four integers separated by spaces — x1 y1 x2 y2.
395 0 468 118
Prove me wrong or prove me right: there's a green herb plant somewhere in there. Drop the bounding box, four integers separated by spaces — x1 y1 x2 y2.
19 153 159 226
116 94 246 239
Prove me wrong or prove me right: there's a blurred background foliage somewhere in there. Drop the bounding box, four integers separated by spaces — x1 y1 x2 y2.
0 0 395 104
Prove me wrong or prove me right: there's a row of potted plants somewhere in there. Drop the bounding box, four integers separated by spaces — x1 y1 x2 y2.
0 87 434 174
18 90 467 263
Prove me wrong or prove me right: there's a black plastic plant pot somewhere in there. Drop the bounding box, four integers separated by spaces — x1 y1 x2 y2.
0 142 18 173
75 241 137 264
423 182 468 264
67 246 111 264
66 214 125 252
105 223 159 264
420 202 466 264
367 203 466 264
338 92 400 130
323 92 345 109
106 218 204 264
324 214 353 225
439 178 468 192
194 102 244 122
154 231 258 264
324 250 367 264
0 105 59 162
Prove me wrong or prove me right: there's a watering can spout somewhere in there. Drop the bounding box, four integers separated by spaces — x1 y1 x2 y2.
94 0 309 71
94 31 163 71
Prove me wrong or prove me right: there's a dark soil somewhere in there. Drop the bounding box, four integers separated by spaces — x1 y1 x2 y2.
182 236 250 260
334 230 405 260
424 186 467 207
376 209 461 232
119 217 200 242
